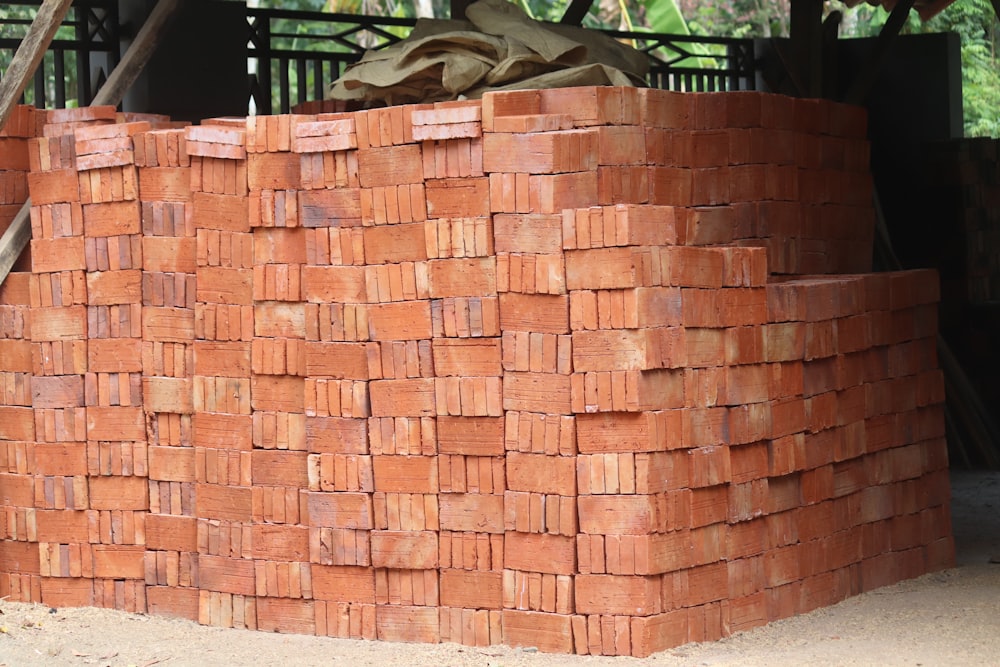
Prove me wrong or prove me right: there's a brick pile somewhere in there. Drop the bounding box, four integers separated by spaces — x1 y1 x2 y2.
0 104 36 273
0 87 952 657
918 138 1000 305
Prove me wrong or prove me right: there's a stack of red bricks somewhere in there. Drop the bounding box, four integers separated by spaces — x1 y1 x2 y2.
138 117 199 618
0 86 952 657
0 105 37 600
0 104 37 271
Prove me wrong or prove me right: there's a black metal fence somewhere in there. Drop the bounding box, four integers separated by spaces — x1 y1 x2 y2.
0 0 120 109
0 2 756 114
246 7 419 115
246 7 758 114
599 29 757 93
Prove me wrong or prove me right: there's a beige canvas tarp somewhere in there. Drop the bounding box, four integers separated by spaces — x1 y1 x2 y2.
327 0 650 106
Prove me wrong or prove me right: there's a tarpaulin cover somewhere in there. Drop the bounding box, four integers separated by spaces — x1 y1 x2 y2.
326 0 650 106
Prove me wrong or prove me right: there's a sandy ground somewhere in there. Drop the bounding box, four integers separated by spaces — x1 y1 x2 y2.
1 470 998 667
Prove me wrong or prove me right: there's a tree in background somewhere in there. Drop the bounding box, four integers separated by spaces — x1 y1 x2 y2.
680 0 789 37
916 0 1000 137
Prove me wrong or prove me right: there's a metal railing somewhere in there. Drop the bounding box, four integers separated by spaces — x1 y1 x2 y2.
246 7 418 115
0 2 755 114
246 7 758 114
0 0 120 109
600 29 756 93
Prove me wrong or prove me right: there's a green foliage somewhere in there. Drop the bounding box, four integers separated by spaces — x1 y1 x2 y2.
645 0 693 34
961 39 1000 137
682 0 789 38
918 0 1000 137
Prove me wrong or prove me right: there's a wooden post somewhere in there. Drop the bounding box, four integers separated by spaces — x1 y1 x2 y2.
0 0 74 132
561 0 594 25
821 11 841 100
789 0 824 97
844 0 916 105
0 0 185 287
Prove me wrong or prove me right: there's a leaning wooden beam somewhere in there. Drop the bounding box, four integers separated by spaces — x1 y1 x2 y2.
560 0 594 25
0 0 74 132
0 205 30 285
844 0 916 105
92 0 184 106
0 0 185 287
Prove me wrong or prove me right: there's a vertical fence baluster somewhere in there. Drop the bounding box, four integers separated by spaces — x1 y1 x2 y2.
253 14 273 115
54 48 66 107
296 57 307 105
33 61 45 108
313 58 323 101
279 56 290 114
76 5 92 105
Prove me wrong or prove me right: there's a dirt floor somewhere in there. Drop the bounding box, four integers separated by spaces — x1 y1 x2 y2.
1 470 998 667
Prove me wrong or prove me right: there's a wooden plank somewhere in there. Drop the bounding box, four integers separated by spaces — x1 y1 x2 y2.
0 0 74 131
0 0 185 287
